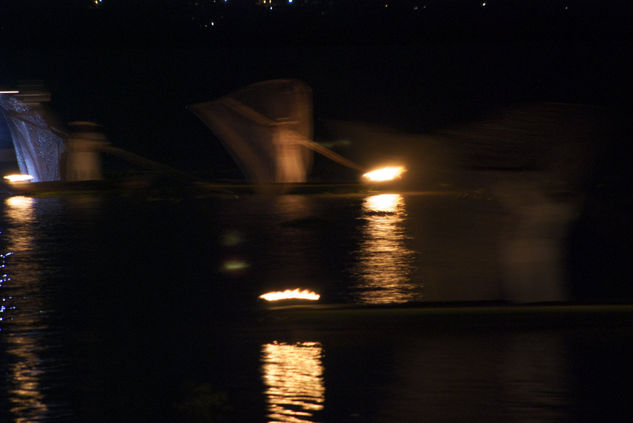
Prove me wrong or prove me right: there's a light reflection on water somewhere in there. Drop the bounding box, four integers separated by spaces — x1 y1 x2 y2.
2 196 55 422
261 341 325 423
7 333 49 422
0 193 628 422
352 194 419 304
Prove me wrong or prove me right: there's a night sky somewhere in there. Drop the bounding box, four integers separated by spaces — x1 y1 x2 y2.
1 0 632 173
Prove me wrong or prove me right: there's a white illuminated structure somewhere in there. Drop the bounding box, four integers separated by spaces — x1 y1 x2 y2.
65 122 107 181
190 79 364 191
190 80 314 186
0 91 65 182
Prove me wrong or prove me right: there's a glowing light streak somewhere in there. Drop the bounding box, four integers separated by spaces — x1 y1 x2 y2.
352 194 418 304
221 231 242 246
259 288 320 302
362 166 406 182
2 190 50 421
4 174 34 183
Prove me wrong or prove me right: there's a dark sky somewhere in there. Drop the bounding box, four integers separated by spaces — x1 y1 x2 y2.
1 0 632 170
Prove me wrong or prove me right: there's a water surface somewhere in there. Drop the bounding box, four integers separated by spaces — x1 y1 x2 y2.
0 193 630 422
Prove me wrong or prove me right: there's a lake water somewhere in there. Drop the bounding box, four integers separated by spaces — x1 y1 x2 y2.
0 192 631 422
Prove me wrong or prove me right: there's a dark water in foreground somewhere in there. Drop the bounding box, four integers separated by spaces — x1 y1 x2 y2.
0 193 631 422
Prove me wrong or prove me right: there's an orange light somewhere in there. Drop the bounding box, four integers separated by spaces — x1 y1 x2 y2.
4 174 34 183
259 288 320 302
362 166 406 182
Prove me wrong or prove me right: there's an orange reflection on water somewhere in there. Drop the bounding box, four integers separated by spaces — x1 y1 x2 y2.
6 196 35 211
353 194 418 304
261 341 325 423
4 196 35 252
3 195 50 421
365 193 401 212
8 334 49 422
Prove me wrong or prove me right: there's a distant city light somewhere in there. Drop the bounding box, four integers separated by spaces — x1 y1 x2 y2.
259 288 320 302
4 174 34 183
362 166 406 182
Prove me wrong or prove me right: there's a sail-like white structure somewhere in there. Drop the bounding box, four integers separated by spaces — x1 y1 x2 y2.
0 94 66 182
189 79 314 187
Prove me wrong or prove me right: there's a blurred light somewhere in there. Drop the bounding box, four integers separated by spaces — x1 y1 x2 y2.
4 174 34 183
221 230 242 246
0 91 20 94
5 196 34 209
261 341 324 422
366 193 401 213
362 166 405 182
222 259 249 272
5 196 36 230
259 288 320 302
